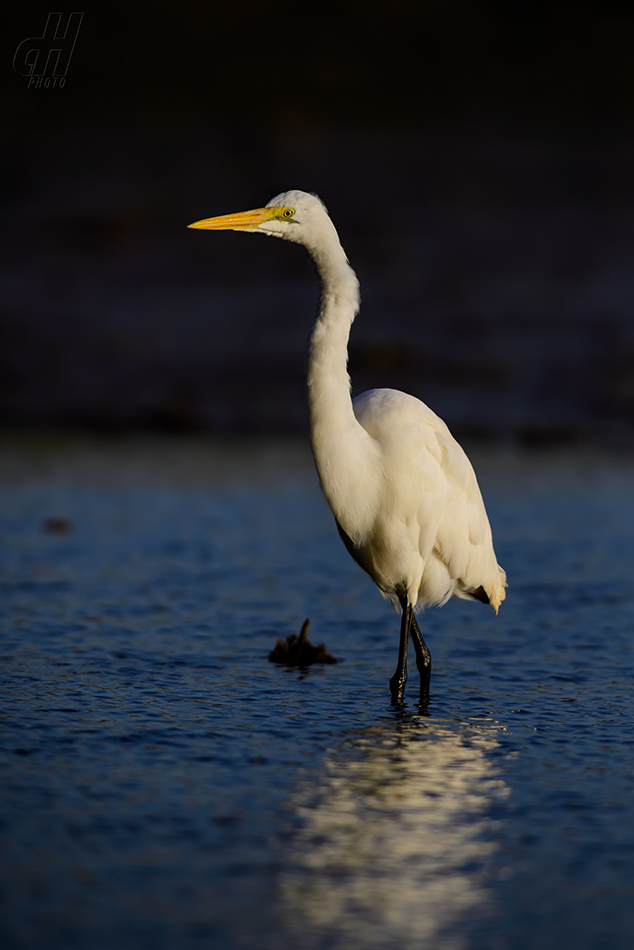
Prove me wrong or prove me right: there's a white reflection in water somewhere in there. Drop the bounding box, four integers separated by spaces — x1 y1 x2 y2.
279 718 509 950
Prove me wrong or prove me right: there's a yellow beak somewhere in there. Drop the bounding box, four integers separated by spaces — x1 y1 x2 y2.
188 206 282 231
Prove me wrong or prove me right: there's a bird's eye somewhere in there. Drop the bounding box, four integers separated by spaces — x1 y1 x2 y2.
282 208 295 219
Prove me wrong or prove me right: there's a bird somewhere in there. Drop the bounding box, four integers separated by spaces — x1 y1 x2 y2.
188 190 506 703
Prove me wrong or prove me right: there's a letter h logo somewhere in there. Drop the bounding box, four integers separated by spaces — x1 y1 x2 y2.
13 12 83 80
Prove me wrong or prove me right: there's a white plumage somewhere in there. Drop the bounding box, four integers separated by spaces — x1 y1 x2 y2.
350 388 505 610
189 189 506 702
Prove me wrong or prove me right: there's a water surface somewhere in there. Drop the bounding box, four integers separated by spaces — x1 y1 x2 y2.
1 437 634 949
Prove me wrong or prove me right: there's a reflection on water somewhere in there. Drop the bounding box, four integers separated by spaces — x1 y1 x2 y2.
280 716 509 950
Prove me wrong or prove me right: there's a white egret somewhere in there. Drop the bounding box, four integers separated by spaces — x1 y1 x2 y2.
188 191 506 703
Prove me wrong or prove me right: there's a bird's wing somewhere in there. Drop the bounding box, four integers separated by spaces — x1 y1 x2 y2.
417 425 506 610
354 389 506 610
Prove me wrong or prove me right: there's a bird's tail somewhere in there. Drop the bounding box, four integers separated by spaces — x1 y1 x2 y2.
457 565 507 613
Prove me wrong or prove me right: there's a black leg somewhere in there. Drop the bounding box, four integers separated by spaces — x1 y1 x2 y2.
409 611 431 703
389 603 410 702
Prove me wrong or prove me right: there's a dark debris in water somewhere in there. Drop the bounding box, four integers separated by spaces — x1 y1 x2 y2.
268 618 338 666
42 516 73 534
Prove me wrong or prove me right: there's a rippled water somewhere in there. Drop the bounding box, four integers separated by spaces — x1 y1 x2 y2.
1 436 634 949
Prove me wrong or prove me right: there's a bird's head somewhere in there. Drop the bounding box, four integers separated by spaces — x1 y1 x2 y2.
188 190 337 251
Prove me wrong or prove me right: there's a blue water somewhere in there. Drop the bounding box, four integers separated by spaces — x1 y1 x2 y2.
1 437 634 949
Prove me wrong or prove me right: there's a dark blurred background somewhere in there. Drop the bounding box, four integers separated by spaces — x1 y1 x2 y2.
3 0 634 443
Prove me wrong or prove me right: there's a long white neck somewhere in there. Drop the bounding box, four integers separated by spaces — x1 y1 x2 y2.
306 231 380 541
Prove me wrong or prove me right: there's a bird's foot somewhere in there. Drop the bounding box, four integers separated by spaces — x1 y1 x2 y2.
389 673 407 704
417 686 430 711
